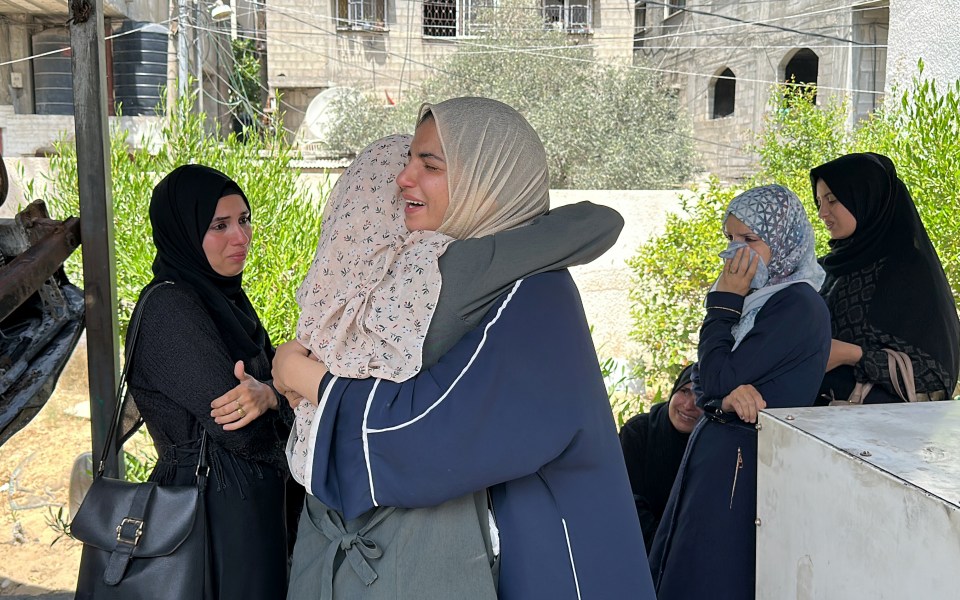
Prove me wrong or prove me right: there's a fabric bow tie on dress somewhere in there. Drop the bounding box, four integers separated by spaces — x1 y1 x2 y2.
719 241 770 290
315 504 397 600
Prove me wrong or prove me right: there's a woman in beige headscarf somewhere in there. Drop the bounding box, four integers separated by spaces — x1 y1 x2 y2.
282 98 627 599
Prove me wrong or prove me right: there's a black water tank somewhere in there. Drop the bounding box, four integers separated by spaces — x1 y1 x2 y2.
112 21 169 116
32 28 73 115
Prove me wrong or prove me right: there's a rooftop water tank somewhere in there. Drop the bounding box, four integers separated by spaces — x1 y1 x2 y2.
32 29 73 115
112 21 169 116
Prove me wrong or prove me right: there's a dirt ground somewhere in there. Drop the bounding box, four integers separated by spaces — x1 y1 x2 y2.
0 336 155 598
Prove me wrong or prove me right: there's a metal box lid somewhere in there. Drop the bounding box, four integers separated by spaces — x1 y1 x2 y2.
765 402 960 508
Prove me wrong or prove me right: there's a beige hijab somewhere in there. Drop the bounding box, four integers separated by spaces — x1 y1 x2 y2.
426 96 551 240
296 97 551 382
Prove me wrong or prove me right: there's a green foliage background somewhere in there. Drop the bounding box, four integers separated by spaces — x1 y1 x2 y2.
42 94 326 342
628 63 960 394
322 0 695 190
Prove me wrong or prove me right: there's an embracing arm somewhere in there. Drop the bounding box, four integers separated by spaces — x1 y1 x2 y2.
300 273 601 519
439 202 623 317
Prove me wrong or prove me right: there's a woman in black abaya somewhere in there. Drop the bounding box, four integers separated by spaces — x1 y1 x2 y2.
812 152 960 404
125 164 294 598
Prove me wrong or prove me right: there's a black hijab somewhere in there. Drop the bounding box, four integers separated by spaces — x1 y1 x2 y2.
670 363 695 398
811 153 959 388
145 164 268 362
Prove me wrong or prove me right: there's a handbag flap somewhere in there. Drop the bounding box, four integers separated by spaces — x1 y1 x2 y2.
72 477 201 557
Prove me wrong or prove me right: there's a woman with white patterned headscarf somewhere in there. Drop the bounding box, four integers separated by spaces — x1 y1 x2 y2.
648 185 831 600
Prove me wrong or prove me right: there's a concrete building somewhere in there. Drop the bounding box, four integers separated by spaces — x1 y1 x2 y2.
634 0 889 180
265 0 638 143
885 0 960 95
0 0 246 157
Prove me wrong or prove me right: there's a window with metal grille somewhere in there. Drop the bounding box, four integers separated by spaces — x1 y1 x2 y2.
633 1 646 48
337 0 386 31
543 0 592 34
423 0 496 37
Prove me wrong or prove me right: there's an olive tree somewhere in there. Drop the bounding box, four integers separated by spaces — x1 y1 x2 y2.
323 0 696 190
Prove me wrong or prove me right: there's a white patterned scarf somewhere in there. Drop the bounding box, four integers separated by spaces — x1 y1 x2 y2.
722 185 825 349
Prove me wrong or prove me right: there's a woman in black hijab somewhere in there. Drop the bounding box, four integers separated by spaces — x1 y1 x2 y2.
619 364 701 550
811 152 959 404
126 164 293 598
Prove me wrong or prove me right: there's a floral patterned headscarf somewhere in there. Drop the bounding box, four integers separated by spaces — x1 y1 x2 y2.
723 185 825 348
295 134 453 382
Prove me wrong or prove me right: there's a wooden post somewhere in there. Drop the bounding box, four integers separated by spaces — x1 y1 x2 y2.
69 0 121 477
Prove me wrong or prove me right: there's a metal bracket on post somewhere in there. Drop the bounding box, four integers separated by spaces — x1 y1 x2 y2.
69 0 121 477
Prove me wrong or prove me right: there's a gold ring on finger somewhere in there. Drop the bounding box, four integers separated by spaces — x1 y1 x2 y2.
237 406 246 418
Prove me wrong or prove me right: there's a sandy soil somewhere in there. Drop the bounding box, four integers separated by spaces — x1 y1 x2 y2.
0 337 154 598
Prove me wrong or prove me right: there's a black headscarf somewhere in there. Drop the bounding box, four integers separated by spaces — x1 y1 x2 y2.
145 164 268 362
810 152 959 388
670 364 695 398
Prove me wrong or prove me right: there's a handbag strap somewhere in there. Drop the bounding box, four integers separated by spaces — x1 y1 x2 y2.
884 349 917 402
96 281 209 488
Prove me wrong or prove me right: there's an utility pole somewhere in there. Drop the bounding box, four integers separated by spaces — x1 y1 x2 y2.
177 0 189 100
69 0 121 477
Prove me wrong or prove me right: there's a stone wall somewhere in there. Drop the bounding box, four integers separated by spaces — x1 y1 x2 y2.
0 112 163 158
636 1 889 180
267 0 638 141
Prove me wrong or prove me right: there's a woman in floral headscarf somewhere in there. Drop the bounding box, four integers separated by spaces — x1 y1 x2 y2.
648 185 831 600
284 130 624 599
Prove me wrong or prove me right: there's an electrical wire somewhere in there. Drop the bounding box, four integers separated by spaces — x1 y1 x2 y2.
639 0 872 45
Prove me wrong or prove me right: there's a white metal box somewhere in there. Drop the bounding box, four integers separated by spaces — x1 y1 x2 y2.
757 402 960 600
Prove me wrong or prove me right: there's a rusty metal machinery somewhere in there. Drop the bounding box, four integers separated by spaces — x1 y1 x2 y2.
0 198 84 446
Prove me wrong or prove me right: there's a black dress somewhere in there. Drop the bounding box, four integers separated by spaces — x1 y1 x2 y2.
128 284 292 599
811 153 960 404
619 401 690 550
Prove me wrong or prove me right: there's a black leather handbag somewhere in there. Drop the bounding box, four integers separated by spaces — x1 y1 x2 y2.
73 282 211 599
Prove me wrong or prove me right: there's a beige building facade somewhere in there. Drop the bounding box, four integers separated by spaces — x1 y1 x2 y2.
265 0 639 141
0 0 248 156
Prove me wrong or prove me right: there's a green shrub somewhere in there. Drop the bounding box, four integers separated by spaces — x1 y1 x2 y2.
627 177 737 387
853 62 960 294
42 92 327 342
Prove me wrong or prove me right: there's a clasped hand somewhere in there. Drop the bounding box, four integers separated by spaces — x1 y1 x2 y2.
720 384 766 424
210 360 277 430
715 247 758 296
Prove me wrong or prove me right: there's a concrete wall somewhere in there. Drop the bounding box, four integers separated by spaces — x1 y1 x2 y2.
0 112 163 157
886 0 960 95
0 15 36 115
552 189 686 361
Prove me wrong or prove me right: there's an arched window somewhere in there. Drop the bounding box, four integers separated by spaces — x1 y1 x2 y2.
712 68 735 119
784 48 819 101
